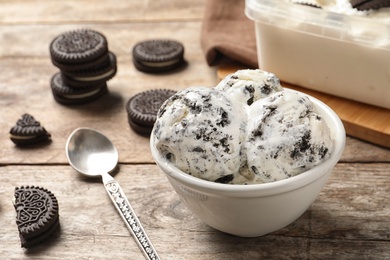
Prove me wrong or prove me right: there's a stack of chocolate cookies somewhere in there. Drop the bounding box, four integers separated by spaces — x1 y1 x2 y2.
49 29 117 105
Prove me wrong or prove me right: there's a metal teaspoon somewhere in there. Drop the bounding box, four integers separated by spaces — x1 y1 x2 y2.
65 127 160 260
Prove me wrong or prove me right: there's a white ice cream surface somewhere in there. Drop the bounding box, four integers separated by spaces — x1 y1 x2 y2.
216 69 283 106
153 87 247 183
245 91 334 183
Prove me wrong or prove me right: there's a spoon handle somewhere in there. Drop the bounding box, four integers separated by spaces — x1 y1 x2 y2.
103 176 160 260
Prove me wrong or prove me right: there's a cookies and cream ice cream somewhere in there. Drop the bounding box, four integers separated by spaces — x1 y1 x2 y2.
152 86 247 183
215 69 283 105
290 0 390 23
152 69 334 184
245 91 333 182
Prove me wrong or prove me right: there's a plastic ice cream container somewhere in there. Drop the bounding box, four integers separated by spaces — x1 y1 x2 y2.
245 0 390 109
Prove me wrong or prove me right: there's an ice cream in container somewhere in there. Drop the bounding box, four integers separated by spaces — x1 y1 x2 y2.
245 0 390 109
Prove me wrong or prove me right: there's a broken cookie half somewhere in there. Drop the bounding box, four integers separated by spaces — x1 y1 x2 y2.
13 186 60 248
9 114 51 146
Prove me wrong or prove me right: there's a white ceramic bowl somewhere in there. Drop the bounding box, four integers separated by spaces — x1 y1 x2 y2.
150 91 346 237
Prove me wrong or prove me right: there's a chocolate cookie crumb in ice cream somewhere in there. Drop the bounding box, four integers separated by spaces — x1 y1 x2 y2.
351 0 390 10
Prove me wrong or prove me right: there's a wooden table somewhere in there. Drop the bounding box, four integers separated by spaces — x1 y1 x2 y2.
1 1 389 259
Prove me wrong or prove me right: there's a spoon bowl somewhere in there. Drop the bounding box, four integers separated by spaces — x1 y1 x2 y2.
66 128 118 177
65 127 160 260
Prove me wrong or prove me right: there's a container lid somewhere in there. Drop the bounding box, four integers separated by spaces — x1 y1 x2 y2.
245 0 390 50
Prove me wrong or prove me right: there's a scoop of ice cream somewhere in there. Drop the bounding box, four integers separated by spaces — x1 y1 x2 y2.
153 86 247 183
216 69 283 106
245 91 334 183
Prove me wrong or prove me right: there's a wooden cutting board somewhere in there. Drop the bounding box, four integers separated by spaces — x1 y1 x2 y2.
217 60 390 148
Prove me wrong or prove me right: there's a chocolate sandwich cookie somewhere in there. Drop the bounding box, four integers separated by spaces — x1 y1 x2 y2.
61 52 117 87
51 72 108 105
350 0 390 10
126 89 177 135
50 28 109 71
132 39 184 73
13 186 60 248
10 114 51 146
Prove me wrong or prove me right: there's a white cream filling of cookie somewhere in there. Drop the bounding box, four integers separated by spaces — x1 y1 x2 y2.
62 88 102 99
140 58 181 68
9 134 36 140
72 68 116 82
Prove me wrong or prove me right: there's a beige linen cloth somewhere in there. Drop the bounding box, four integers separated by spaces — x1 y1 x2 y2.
201 0 258 68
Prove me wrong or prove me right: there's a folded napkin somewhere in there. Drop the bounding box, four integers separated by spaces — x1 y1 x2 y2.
201 0 258 68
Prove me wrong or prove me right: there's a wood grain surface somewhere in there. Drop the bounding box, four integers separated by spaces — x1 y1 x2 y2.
0 1 389 259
